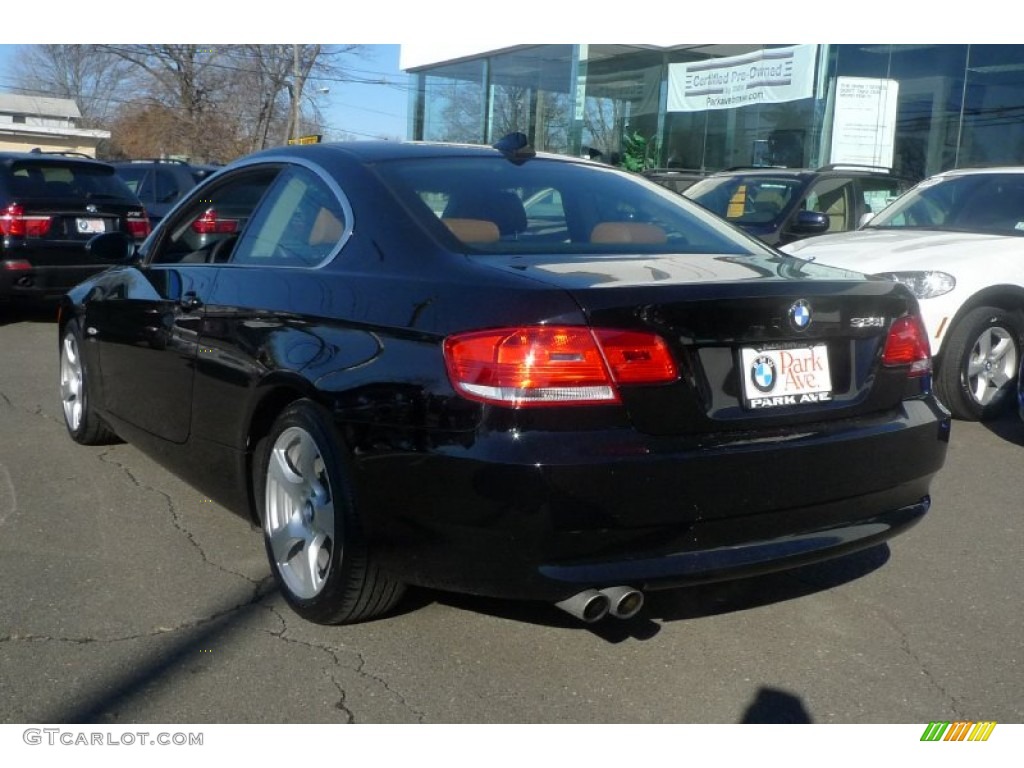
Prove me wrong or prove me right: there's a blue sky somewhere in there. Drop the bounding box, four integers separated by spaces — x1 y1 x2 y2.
309 45 408 140
0 43 409 141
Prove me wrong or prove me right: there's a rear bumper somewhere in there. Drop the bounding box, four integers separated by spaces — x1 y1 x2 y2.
0 262 110 302
357 397 951 601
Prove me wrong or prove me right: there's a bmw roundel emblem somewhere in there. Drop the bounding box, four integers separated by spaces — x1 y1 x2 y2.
750 354 776 393
789 299 812 331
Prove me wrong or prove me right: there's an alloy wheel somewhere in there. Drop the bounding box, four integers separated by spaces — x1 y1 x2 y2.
264 426 336 600
966 326 1018 406
60 333 84 432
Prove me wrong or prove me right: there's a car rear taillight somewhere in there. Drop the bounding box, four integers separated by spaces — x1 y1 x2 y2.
191 208 238 234
126 216 151 239
2 259 32 271
882 314 932 377
443 326 678 407
0 203 52 238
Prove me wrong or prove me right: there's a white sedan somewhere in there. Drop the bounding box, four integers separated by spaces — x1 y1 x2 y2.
781 167 1024 421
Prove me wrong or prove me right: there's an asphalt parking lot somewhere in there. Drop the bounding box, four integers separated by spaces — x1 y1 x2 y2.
1 307 1022 724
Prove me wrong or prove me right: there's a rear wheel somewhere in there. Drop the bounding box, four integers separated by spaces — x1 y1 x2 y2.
935 306 1022 421
254 400 405 624
59 319 117 445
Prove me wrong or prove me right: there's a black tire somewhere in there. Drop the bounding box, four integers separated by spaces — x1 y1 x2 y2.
934 306 1023 421
59 318 118 445
254 399 405 624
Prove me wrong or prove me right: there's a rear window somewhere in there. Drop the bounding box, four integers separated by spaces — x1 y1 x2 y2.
113 166 149 195
373 156 767 256
8 161 138 203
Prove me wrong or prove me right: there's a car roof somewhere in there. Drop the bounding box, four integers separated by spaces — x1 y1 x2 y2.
0 151 113 169
933 166 1024 178
237 139 589 167
707 164 899 179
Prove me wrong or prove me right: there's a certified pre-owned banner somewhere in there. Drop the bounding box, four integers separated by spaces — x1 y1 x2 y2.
668 45 818 112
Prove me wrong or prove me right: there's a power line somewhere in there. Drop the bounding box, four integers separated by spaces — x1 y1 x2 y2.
93 44 415 92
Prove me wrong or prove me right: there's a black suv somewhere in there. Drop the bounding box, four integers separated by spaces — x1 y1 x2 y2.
0 152 149 309
684 165 912 246
112 159 222 227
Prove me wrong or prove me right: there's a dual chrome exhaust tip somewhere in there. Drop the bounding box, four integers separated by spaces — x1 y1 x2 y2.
554 586 644 623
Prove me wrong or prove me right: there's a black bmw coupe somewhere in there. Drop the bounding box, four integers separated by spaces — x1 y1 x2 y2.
57 136 950 625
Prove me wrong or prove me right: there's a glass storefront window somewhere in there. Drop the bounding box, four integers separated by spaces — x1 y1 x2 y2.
487 46 573 154
960 45 1024 169
826 44 970 180
421 59 486 144
580 46 665 168
409 44 1024 183
663 46 820 173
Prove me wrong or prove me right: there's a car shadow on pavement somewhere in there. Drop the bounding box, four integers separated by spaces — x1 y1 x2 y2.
0 303 59 327
982 409 1024 446
417 543 891 643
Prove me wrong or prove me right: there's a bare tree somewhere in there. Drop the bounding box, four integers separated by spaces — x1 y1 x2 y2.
10 43 372 161
9 44 137 126
583 96 627 157
228 45 295 153
97 44 236 160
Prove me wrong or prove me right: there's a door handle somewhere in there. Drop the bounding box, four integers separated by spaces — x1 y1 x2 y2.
179 291 203 310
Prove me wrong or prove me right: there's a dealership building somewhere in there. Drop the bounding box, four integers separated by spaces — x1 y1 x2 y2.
399 44 1024 181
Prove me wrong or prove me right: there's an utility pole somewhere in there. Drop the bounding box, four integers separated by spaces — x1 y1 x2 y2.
291 44 302 143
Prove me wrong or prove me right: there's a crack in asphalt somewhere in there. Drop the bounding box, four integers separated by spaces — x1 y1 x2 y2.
868 608 965 718
0 388 63 427
264 605 426 724
97 448 261 588
786 570 964 717
0 583 277 646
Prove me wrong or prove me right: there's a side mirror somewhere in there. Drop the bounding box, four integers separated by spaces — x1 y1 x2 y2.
858 211 875 228
86 232 136 263
787 210 830 236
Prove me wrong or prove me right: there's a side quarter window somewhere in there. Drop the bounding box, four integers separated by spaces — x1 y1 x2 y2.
228 166 348 268
859 177 907 217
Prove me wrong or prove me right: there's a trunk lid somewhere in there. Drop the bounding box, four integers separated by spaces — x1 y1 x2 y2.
472 251 923 434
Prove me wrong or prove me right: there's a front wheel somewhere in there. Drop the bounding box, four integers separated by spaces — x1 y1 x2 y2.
935 306 1022 421
254 400 405 624
59 319 117 445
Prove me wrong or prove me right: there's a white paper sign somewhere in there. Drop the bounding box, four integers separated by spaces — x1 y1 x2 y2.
829 76 899 168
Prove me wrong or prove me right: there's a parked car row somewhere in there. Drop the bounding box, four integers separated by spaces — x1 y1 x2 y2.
0 153 223 312
681 164 911 246
111 158 222 227
781 167 1024 422
0 151 151 307
665 162 1024 424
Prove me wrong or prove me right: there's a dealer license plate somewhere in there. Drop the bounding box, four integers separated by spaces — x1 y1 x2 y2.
740 344 833 409
76 218 106 234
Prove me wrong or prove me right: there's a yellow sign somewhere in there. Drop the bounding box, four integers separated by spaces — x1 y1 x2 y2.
287 135 322 146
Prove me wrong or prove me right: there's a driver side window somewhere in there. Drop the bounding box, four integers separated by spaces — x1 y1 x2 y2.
149 167 281 265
